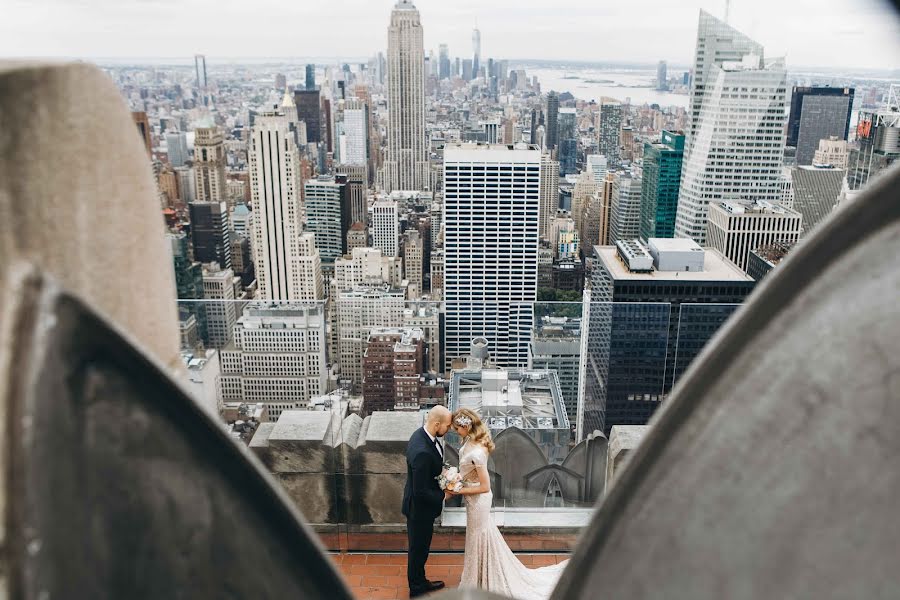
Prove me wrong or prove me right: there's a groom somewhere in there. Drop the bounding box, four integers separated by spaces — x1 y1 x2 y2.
402 405 453 598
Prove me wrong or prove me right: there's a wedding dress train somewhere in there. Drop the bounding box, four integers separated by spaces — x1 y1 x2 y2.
457 442 568 600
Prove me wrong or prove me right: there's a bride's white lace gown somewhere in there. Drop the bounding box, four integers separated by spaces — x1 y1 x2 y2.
457 441 568 599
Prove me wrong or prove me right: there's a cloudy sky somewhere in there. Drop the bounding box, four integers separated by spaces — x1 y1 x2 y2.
2 0 900 70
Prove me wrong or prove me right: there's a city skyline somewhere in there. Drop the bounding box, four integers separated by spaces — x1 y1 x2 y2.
3 0 899 72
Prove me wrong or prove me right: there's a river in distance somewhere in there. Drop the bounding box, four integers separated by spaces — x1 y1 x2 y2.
524 66 689 109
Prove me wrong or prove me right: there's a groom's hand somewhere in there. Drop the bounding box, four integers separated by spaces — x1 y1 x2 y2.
444 490 454 501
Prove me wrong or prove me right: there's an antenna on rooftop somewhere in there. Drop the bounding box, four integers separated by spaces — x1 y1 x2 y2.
724 0 732 23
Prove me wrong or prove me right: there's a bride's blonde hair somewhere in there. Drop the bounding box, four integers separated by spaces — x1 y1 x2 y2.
452 408 495 453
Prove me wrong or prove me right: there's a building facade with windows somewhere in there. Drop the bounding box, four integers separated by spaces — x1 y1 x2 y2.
585 239 755 434
443 143 541 369
218 304 327 420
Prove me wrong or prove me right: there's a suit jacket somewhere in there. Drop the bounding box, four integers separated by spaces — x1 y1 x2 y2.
401 427 445 521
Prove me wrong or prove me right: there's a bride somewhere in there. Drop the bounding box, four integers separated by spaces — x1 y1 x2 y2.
448 408 568 599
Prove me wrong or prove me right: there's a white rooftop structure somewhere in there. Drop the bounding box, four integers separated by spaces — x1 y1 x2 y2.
717 198 792 216
450 368 569 431
648 238 706 272
615 239 654 272
595 244 751 282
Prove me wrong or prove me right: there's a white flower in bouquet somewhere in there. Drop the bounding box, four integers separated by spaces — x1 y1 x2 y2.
436 466 464 492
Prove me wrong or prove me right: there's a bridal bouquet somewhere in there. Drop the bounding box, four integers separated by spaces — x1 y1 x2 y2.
437 465 464 492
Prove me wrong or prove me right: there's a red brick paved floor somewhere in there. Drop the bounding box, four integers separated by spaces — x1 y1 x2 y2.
331 552 570 600
318 531 578 553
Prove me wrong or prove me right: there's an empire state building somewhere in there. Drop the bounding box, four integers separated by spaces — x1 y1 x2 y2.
383 0 430 192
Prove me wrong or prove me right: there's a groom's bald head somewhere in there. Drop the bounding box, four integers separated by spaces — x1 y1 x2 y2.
426 406 452 437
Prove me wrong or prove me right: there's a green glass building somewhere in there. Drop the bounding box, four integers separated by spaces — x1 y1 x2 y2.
169 232 208 346
640 130 685 241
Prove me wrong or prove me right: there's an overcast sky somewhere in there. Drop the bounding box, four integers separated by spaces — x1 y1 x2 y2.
3 0 900 71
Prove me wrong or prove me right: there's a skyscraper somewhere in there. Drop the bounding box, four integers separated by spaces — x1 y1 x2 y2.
248 113 303 301
557 107 578 175
292 233 325 301
685 10 763 145
586 154 608 184
304 175 350 269
676 17 787 244
706 199 803 272
598 102 622 166
383 0 429 192
165 131 189 167
545 92 559 151
280 89 298 129
585 239 755 434
677 57 787 243
847 94 900 190
189 200 231 270
194 54 207 89
193 126 227 204
305 64 316 90
439 44 450 79
339 98 368 167
218 304 327 419
372 198 400 257
786 86 854 165
336 164 368 226
539 153 560 240
472 27 481 79
322 97 334 154
790 166 845 235
169 231 207 345
639 130 684 240
529 108 541 145
657 61 668 91
443 143 540 369
294 89 322 144
609 172 643 243
572 170 598 247
404 229 424 299
202 263 238 349
175 167 196 204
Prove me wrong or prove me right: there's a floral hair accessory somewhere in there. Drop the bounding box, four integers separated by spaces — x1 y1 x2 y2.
454 415 472 427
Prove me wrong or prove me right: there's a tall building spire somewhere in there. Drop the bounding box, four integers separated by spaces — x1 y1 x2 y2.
382 0 429 192
281 88 295 108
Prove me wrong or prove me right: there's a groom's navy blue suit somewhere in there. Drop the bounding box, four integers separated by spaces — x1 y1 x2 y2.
402 427 445 594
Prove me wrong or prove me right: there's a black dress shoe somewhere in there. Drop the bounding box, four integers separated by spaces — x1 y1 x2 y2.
410 580 445 597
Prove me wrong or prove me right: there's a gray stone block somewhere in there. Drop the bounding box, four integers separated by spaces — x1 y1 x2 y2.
358 411 422 474
357 473 408 525
248 422 276 468
273 473 338 525
604 425 647 489
268 412 340 473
